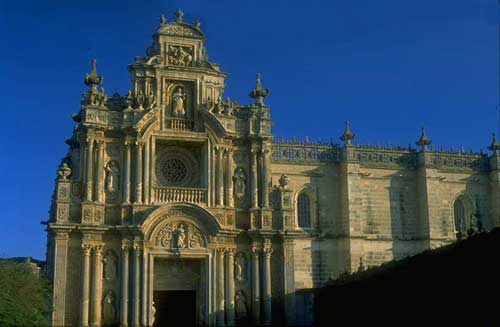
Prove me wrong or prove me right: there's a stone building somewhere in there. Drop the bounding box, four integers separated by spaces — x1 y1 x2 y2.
46 11 500 327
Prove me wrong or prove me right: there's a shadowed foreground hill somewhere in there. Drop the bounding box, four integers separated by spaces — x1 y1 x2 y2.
315 228 500 326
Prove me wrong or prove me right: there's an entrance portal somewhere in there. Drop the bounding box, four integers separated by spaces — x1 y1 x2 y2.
154 290 197 326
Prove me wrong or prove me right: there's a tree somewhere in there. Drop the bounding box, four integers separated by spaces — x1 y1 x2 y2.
0 261 51 327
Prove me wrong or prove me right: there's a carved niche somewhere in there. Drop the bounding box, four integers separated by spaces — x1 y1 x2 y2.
154 221 205 249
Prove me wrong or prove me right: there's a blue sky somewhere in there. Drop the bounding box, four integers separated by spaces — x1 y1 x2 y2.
0 0 498 260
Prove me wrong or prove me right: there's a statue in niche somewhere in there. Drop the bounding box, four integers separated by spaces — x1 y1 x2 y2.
172 87 186 117
233 168 246 201
105 161 120 196
235 290 248 319
173 223 186 249
103 254 117 281
234 252 246 282
102 291 116 323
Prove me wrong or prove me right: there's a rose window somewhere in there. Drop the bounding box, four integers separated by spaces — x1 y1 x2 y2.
161 158 188 185
155 147 199 187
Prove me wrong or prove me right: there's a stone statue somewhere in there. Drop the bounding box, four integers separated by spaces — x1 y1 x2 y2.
234 252 246 282
235 290 248 319
102 291 116 323
172 87 186 117
151 301 157 326
103 255 117 281
174 223 186 248
105 161 120 195
233 168 246 200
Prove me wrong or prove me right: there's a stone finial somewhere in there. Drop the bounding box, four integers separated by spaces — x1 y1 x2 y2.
278 174 290 189
416 127 431 150
160 15 167 26
176 9 184 23
193 20 201 29
488 132 500 154
249 73 270 105
57 162 72 180
340 121 355 145
84 59 103 89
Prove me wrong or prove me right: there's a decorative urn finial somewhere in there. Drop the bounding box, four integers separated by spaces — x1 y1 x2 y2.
340 121 355 145
57 162 72 181
176 9 184 23
279 174 290 189
84 59 103 90
416 127 432 150
488 132 500 154
249 73 270 105
160 15 167 26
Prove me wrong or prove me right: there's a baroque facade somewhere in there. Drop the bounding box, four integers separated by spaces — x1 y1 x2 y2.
46 11 500 327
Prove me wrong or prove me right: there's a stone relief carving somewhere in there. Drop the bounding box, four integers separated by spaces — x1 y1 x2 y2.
155 221 205 249
272 143 339 163
234 252 246 282
172 87 186 117
169 46 193 66
233 168 247 201
105 161 120 196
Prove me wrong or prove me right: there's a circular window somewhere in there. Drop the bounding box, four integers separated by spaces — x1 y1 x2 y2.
155 146 199 187
160 158 188 185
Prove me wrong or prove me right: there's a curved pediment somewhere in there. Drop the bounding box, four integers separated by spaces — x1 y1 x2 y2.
157 23 204 39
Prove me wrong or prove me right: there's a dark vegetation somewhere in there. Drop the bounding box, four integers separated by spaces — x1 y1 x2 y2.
315 228 500 326
0 259 50 327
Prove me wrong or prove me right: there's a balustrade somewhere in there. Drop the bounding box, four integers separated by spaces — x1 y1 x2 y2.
152 186 207 204
165 118 194 131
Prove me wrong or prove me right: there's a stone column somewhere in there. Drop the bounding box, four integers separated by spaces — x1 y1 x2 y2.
250 149 258 209
216 147 224 207
132 244 141 327
143 140 150 204
261 147 270 208
120 243 130 327
262 247 273 325
91 245 103 327
80 244 92 327
85 139 94 202
225 249 235 325
95 141 105 203
225 149 234 208
251 247 260 324
216 248 225 326
134 142 143 204
123 141 132 204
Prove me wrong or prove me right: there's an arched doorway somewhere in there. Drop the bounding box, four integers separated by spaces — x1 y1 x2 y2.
140 203 221 326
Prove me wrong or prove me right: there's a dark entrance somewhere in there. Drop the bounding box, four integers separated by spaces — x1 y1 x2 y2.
153 290 197 327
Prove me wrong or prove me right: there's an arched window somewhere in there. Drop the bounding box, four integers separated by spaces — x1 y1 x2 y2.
297 192 312 228
453 198 467 240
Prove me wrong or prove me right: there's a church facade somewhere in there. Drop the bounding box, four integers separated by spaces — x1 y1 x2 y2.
46 11 500 327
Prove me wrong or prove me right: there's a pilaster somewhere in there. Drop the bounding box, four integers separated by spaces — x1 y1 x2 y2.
95 140 105 203
250 246 261 324
51 231 70 326
85 138 95 202
225 248 236 325
123 141 132 204
216 147 224 207
120 241 131 327
216 247 226 326
80 244 92 327
131 243 142 327
262 246 273 325
134 142 144 204
250 148 259 209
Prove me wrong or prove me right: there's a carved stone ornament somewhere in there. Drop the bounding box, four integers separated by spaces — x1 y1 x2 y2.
155 221 205 249
278 174 289 189
233 167 247 200
235 290 248 319
102 290 116 324
169 46 193 66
